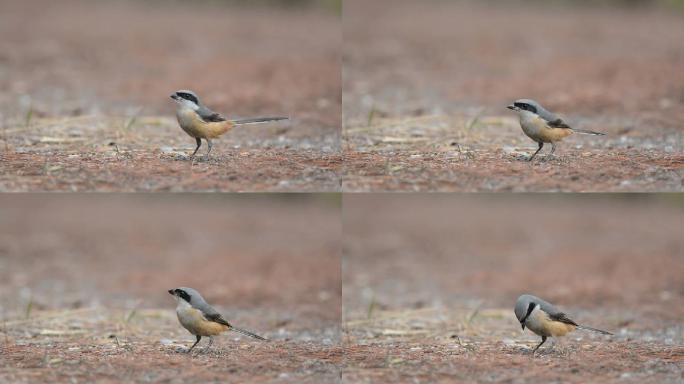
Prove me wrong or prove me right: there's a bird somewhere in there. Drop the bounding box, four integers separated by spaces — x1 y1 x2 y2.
507 99 605 161
514 294 612 354
168 287 267 353
170 90 288 160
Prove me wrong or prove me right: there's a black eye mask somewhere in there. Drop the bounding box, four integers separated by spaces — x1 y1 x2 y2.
177 92 199 104
175 289 192 302
520 302 536 329
515 102 537 114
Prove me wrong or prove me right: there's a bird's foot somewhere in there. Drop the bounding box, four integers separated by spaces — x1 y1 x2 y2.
189 155 209 163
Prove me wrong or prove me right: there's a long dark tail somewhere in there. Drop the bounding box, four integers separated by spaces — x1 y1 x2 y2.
231 326 269 341
578 325 613 335
572 128 605 136
231 117 288 125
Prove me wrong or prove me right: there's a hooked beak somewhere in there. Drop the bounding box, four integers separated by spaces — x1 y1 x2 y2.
507 105 518 111
170 94 179 101
168 289 175 295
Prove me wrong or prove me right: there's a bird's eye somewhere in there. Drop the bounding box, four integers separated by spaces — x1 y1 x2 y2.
517 103 535 113
174 289 191 301
177 93 198 104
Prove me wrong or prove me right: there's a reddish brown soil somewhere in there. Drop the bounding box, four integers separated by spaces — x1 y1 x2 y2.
0 150 340 192
0 195 341 383
342 195 684 383
343 0 684 191
0 0 341 192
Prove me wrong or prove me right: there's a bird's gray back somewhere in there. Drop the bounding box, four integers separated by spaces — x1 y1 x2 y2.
196 104 225 122
516 99 560 123
515 294 562 320
178 287 221 316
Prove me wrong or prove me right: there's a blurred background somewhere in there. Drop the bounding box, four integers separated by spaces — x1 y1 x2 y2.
0 0 341 192
0 0 340 143
343 194 684 382
344 0 684 125
0 194 340 326
344 194 684 321
342 0 684 192
0 194 341 381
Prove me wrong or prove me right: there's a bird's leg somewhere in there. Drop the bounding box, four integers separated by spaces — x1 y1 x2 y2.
554 337 567 355
529 142 543 162
550 142 557 156
205 139 213 161
187 335 202 353
190 138 202 159
202 336 214 353
547 337 557 354
532 336 547 355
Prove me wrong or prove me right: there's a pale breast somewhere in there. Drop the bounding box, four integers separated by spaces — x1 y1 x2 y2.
175 109 232 139
519 113 573 143
176 306 228 336
176 306 205 334
176 108 206 138
526 309 576 337
525 308 552 336
519 113 545 142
